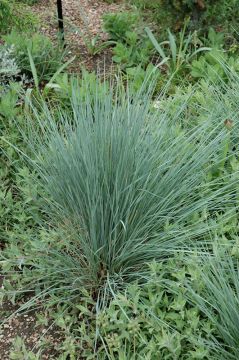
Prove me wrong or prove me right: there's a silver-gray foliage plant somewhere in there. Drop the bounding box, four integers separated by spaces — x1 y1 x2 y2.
0 45 20 85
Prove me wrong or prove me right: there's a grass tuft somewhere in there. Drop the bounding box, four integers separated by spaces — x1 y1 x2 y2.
16 78 239 299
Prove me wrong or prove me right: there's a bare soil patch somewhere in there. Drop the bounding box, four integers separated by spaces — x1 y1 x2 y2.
0 299 64 359
31 0 125 72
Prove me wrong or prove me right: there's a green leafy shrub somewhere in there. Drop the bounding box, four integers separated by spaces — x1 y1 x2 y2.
187 28 239 83
103 12 154 70
112 31 152 69
12 2 39 32
0 0 38 34
131 0 239 35
3 32 64 82
103 12 140 41
0 0 12 33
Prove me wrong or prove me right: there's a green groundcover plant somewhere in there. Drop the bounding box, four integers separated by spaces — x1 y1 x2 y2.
0 83 43 245
3 252 239 358
94 257 218 359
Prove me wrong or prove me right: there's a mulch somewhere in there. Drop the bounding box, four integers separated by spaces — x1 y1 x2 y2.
0 299 64 359
31 0 125 72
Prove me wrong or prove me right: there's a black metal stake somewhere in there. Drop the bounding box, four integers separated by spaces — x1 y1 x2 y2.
57 0 65 44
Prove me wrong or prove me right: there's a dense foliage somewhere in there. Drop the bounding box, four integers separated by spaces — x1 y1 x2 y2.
130 0 239 34
3 32 64 82
1 0 239 358
0 0 38 34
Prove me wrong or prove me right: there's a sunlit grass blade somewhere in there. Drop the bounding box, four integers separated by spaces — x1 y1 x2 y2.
188 253 239 359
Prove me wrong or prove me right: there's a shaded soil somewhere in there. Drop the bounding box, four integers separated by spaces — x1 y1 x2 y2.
0 300 64 359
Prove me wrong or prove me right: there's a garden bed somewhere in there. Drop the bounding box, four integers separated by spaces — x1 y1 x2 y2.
1 0 239 359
